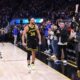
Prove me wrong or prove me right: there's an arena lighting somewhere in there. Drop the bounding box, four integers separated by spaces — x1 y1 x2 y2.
15 19 20 24
22 18 44 24
34 18 44 23
22 19 29 24
10 18 44 25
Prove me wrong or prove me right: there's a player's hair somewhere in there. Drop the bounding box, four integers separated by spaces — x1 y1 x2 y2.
28 17 34 22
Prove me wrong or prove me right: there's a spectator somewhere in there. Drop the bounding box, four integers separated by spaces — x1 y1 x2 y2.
43 20 52 53
57 22 68 60
50 24 58 58
12 26 19 45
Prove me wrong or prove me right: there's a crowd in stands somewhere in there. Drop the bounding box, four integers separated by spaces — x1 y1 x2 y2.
0 0 80 28
10 18 80 59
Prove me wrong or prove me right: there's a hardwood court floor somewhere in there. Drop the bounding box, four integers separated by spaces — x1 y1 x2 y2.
0 43 71 80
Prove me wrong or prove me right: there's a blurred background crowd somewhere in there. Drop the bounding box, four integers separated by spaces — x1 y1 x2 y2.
0 0 80 28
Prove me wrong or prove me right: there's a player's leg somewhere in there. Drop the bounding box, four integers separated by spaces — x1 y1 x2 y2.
31 50 36 70
31 50 36 64
26 50 32 73
27 50 31 65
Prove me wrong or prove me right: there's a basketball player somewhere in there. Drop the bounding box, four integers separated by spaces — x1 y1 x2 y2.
22 18 41 70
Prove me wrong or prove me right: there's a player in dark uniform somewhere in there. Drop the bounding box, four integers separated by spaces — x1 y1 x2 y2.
22 18 41 70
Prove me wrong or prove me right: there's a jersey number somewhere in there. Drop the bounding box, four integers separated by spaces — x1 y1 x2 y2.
31 32 35 36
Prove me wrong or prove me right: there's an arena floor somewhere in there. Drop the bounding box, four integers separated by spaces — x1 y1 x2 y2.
0 43 70 80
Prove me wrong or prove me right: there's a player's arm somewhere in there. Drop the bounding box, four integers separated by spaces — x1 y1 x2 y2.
22 26 28 46
35 25 41 45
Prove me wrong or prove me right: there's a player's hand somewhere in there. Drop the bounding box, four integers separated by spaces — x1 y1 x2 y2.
22 42 26 47
39 41 41 45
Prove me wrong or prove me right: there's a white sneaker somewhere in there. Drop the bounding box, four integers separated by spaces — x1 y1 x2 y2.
31 64 35 70
62 60 67 63
51 55 57 61
44 50 48 53
44 50 50 54
27 65 31 73
51 55 56 58
62 60 68 65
